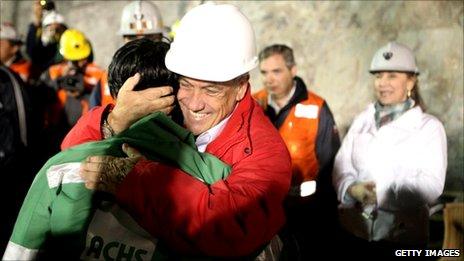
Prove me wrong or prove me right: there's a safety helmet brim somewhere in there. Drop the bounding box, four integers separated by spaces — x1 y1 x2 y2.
164 3 258 82
369 42 419 75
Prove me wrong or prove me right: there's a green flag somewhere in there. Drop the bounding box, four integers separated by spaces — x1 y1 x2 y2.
4 112 231 260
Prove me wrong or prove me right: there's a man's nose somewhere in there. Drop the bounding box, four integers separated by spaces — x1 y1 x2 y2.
186 89 205 112
264 73 274 83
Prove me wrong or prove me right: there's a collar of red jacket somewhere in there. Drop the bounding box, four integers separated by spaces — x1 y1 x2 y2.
205 85 254 160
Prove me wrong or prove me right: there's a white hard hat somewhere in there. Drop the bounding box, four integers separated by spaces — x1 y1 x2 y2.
118 0 164 36
165 3 258 82
42 11 65 27
0 22 22 43
369 42 419 74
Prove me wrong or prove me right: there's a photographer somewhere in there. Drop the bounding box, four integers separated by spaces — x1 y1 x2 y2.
38 29 104 155
26 0 67 75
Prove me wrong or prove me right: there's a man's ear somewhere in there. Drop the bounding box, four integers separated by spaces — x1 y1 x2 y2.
235 75 249 101
290 65 297 78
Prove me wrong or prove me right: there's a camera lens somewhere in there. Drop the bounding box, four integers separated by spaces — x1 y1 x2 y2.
66 78 75 85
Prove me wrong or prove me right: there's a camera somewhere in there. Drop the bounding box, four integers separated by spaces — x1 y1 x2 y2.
40 0 55 11
57 73 85 94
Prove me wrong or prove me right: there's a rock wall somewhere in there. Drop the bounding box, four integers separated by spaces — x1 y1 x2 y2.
1 0 463 194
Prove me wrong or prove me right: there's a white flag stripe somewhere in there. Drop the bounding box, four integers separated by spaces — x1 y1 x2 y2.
2 241 38 261
46 162 85 188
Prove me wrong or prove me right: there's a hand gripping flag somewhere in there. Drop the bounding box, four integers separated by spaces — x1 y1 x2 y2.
3 112 231 260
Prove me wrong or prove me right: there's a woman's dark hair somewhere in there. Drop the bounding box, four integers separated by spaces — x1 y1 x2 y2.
407 73 426 111
108 38 178 98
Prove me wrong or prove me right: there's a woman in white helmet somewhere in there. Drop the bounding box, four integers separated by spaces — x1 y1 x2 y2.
332 42 447 258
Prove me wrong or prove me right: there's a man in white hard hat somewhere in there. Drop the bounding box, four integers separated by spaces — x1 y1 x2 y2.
0 22 35 83
119 0 165 43
89 0 167 108
26 0 67 73
62 3 292 258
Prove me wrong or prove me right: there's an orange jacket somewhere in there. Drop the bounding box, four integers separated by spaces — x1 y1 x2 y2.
48 62 104 105
88 72 115 109
99 72 115 107
253 77 340 186
48 62 104 90
45 62 104 126
254 89 323 184
10 59 32 83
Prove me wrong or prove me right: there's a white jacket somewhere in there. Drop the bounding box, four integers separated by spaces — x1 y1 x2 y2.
333 104 447 245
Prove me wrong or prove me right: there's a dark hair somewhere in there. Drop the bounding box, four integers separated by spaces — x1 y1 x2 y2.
8 39 23 46
108 38 178 98
407 73 426 111
258 44 296 69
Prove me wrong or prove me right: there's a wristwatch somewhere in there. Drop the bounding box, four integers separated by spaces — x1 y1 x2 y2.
101 108 115 139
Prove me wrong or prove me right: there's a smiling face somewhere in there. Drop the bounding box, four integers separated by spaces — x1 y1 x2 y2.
259 54 296 100
177 75 248 135
374 71 416 105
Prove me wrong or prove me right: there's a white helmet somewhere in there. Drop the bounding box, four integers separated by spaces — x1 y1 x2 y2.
118 0 164 36
42 11 65 27
370 42 419 74
0 22 22 43
165 3 258 82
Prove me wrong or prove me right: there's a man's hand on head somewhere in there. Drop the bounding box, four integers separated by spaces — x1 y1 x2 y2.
80 143 144 194
108 73 175 134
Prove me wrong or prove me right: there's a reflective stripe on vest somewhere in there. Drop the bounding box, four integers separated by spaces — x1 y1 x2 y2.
253 89 324 184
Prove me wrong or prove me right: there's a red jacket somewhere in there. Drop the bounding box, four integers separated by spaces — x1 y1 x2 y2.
61 89 292 257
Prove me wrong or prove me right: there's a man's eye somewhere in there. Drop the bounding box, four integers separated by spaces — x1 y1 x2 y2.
205 88 220 95
180 84 192 89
